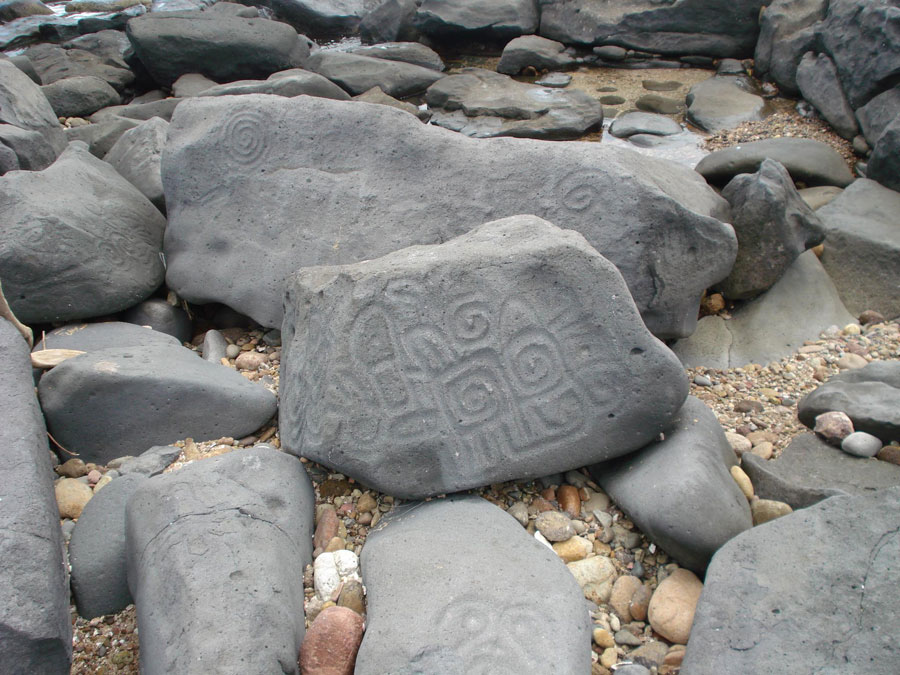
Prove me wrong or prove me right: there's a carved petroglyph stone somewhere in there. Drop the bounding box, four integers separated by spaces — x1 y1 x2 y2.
280 215 688 498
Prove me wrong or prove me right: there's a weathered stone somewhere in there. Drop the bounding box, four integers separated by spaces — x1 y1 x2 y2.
795 51 858 139
855 87 900 147
754 0 827 95
253 0 367 36
0 122 56 172
813 410 854 445
350 41 445 72
299 606 364 675
648 568 702 645
0 57 65 155
281 215 689 498
65 114 140 157
41 75 120 118
608 111 681 138
55 477 93 519
197 68 351 101
104 115 167 211
497 35 577 75
414 0 538 40
119 298 193 343
24 43 133 93
117 444 182 477
359 0 419 44
686 76 773 132
37 321 180 353
305 50 445 97
867 116 900 193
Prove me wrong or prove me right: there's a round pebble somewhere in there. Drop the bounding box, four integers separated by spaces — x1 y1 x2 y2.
648 568 703 644
535 510 575 542
841 431 883 458
730 465 753 498
813 411 854 445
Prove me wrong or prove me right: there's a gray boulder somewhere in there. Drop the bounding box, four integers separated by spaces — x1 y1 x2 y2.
354 85 431 121
125 9 309 87
716 158 825 299
742 432 900 509
0 58 65 155
682 487 900 674
350 41 445 71
103 115 167 211
867 116 900 193
65 114 140 157
0 122 56 172
356 496 591 674
795 51 858 139
855 87 900 146
426 67 603 140
119 298 193 343
0 318 72 673
91 97 182 124
414 0 538 39
280 215 689 498
200 329 228 362
126 448 314 675
69 473 146 619
674 250 854 368
589 397 752 573
497 34 577 75
359 0 419 44
798 361 900 443
37 321 181 352
117 444 182 476
38 343 277 464
253 0 369 36
817 178 900 318
41 75 121 118
754 0 827 95
0 141 166 324
162 94 734 339
304 50 445 97
23 43 134 93
63 29 135 72
197 68 351 100
0 0 53 21
608 111 681 138
695 137 855 188
685 76 773 132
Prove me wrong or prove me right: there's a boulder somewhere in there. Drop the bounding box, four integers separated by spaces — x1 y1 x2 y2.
197 68 351 100
65 114 140 157
608 112 681 138
795 51 858 139
91 97 182 123
867 116 900 193
103 115 167 211
0 122 56 171
350 41 445 71
0 141 166 324
682 487 900 674
23 43 134 93
359 0 418 44
425 67 604 140
685 76 773 132
741 432 900 509
63 28 135 72
355 496 591 673
0 57 65 155
855 87 900 146
280 215 688 498
816 178 900 318
674 250 854 368
497 35 577 75
37 321 181 352
304 50 445 97
38 343 277 464
414 0 538 40
716 158 824 299
0 319 72 673
119 298 193 342
695 137 855 188
162 94 735 339
126 448 314 675
253 0 368 36
353 86 430 121
754 0 827 95
41 75 121 118
590 397 752 573
0 0 53 21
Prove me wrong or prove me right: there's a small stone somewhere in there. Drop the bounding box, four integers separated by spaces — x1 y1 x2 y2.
600 647 618 668
746 430 777 446
630 584 652 621
664 645 686 666
836 353 867 370
31 348 86 369
314 505 340 552
356 493 377 514
725 432 752 457
553 535 592 562
631 640 669 668
841 431 883 458
535 510 575 542
86 469 102 484
730 465 753 498
324 536 346 553
528 495 555 514
647 568 703 644
813 411 854 445
584 488 610 512
93 474 113 492
336 579 366 615
842 323 861 335
750 441 774 460
593 627 615 648
57 458 88 478
610 575 643 622
225 343 241 359
734 399 763 413
615 629 642 646
234 351 268 370
299 606 364 675
750 498 793 525
876 445 900 465
55 478 93 519
567 556 617 603
557 484 581 517
693 374 713 387
859 310 885 325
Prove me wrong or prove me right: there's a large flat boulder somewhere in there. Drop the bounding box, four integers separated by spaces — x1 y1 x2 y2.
280 215 689 498
126 448 314 675
682 487 900 674
414 0 538 40
686 75 773 133
0 141 166 324
37 321 181 352
349 41 445 71
162 94 735 339
355 496 591 673
254 0 370 36
304 50 445 97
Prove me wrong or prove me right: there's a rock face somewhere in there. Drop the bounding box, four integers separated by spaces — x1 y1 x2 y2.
162 94 735 339
304 50 445 97
795 51 858 139
716 159 824 299
425 68 604 140
24 43 134 93
741 432 900 509
41 75 121 118
0 122 57 172
497 34 576 74
817 179 900 319
0 141 166 324
38 344 277 464
538 0 767 57
685 76 772 132
866 116 900 193
608 112 681 138
349 41 445 71
0 319 72 674
281 215 688 498
0 57 65 155
103 116 168 211
754 0 827 96
355 496 591 673
359 0 419 44
38 321 181 353
682 487 900 674
590 397 752 573
414 0 538 39
855 87 900 147
126 448 315 675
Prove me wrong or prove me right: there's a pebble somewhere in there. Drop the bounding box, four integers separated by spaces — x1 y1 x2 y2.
600 647 618 668
643 79 682 91
567 556 617 603
552 535 592 562
535 510 576 542
750 441 774 460
813 411 854 445
313 553 341 601
314 505 340 553
693 375 713 387
93 474 114 492
730 465 754 498
614 664 651 675
356 493 377 513
55 478 93 519
224 343 241 359
734 399 763 413
630 584 652 621
336 579 366 615
507 501 529 526
840 431 883 458
536 72 572 87
725 432 752 457
647 568 703 644
610 575 643 622
750 498 793 525
564 469 590 488
614 629 642 646
234 351 268 370
584 488 611 512
593 627 615 648
86 469 102 485
57 458 88 478
836 353 867 369
859 310 885 325
299 606 364 675
557 484 581 516
877 445 900 465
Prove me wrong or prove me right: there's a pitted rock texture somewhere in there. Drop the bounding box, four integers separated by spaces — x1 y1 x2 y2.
280 215 689 499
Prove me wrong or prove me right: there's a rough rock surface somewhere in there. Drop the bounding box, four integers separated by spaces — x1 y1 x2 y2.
866 116 900 193
682 487 900 674
126 448 314 675
0 57 65 155
754 0 827 96
355 496 591 673
590 397 752 573
37 322 181 353
359 0 418 44
349 41 445 71
162 94 735 339
855 87 900 147
414 0 538 39
304 50 445 97
795 51 858 139
103 115 168 211
685 76 772 132
497 34 577 74
197 69 353 100
0 122 56 172
281 215 689 498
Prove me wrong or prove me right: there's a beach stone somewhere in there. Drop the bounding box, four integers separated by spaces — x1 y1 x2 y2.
426 67 603 140
127 448 314 675
855 86 900 147
305 50 444 97
610 575 643 623
730 465 753 498
867 116 900 193
337 579 366 615
497 35 576 75
39 344 277 464
117 445 182 477
798 361 900 442
635 94 683 114
37 321 180 353
414 0 538 40
172 73 216 97
0 122 57 172
55 477 93 518
0 57 65 155
0 318 72 673
725 432 752 456
359 0 419 44
795 51 858 139
535 511 575 542
355 496 591 673
590 397 751 572
841 431 883 458
23 43 133 94
69 473 145 618
877 445 900 465
299 606 364 675
817 178 900 318
103 115 167 211
553 535 592 562
674 250 854 368
125 8 309 87
686 76 772 132
750 497 793 524
162 94 735 339
119 298 193 343
716 158 824 299
647 568 702 644
197 68 351 101
353 86 430 121
350 41 444 72
41 75 120 118
0 0 53 20
0 141 166 324
836 352 867 370
741 432 900 508
65 114 140 157
609 111 681 138
535 72 571 87
201 329 228 362
281 215 689 498
696 137 855 188
798 185 843 211
754 0 826 95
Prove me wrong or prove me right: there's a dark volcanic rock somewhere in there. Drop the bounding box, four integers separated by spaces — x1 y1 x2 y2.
350 41 445 71
867 116 900 193
685 76 773 132
103 115 167 211
414 0 538 40
127 448 314 675
497 34 577 75
795 51 858 139
280 215 689 498
304 50 445 97
254 0 370 36
38 321 181 352
359 0 419 44
855 87 900 147
162 94 735 339
754 0 827 96
119 298 193 342
0 57 65 155
355 496 591 673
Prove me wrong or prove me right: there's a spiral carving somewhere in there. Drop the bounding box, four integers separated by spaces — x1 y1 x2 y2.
557 170 602 212
451 299 491 341
222 110 269 167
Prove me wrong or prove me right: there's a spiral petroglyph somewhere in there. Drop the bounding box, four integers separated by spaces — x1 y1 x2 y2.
222 110 270 167
557 170 605 212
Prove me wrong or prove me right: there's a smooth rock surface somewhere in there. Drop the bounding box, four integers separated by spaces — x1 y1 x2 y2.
414 0 538 39
197 68 351 100
647 568 702 645
608 111 681 138
41 74 120 118
866 116 900 193
299 606 364 675
795 51 858 139
0 122 57 172
349 41 444 71
0 57 65 155
119 298 193 342
103 115 167 211
686 76 772 132
497 34 577 74
304 50 444 97
37 321 180 353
